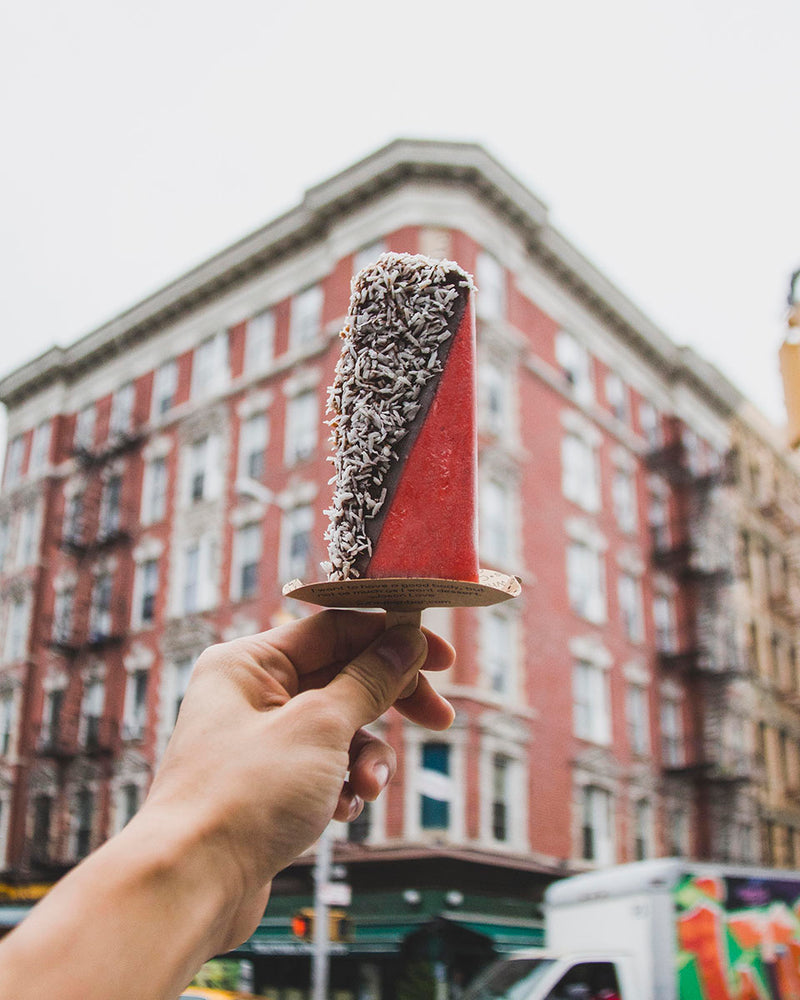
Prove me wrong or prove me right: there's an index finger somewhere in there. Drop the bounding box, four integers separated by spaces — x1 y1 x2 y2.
265 609 455 679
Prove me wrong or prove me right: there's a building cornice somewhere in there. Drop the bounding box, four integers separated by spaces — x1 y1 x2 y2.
0 138 743 420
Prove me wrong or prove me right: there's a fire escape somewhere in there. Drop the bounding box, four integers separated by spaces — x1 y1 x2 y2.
647 419 756 858
29 422 141 872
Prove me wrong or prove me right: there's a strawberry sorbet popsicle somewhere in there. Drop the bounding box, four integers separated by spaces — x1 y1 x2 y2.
323 252 479 582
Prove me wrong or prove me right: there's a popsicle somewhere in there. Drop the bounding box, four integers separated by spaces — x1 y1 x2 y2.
323 252 479 582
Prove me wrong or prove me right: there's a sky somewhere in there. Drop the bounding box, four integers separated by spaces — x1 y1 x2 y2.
2 0 799 452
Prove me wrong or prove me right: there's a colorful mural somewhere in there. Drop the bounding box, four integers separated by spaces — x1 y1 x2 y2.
674 872 800 1000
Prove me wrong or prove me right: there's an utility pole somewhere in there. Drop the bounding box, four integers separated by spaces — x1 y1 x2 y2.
311 823 332 1000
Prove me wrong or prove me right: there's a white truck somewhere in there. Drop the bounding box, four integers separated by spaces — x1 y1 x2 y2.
462 858 800 1000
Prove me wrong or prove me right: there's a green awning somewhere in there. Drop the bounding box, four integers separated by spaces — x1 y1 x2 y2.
444 917 544 950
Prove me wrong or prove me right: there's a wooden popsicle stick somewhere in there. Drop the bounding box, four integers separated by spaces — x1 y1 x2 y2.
384 609 423 699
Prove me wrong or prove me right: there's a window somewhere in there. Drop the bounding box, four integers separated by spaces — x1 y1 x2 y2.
99 475 122 537
0 691 14 756
188 438 209 503
31 794 52 859
483 608 514 695
660 695 684 767
604 372 629 423
626 685 650 756
285 391 318 464
476 251 505 320
648 488 670 551
480 359 511 437
232 523 261 601
633 799 651 860
119 784 140 829
142 457 168 524
138 559 159 626
171 658 194 724
481 478 512 566
581 785 614 864
89 573 113 639
573 659 611 745
491 754 510 841
52 589 75 645
289 285 323 350
16 505 38 566
562 433 600 512
555 331 593 405
81 678 105 749
239 414 268 481
183 544 200 614
667 805 689 857
3 436 25 489
179 536 216 613
652 592 677 652
612 469 638 533
420 742 451 830
41 689 64 748
5 598 28 662
124 669 148 740
618 573 644 642
192 332 229 398
152 360 177 419
109 382 135 436
74 788 94 859
567 541 606 623
29 421 51 473
74 405 96 452
282 505 313 581
638 400 661 447
0 518 8 573
245 310 275 372
63 493 83 546
353 240 386 276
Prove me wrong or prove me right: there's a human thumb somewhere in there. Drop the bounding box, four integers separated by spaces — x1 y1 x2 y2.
324 625 428 732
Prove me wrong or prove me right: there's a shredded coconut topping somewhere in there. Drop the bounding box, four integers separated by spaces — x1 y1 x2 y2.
323 252 474 581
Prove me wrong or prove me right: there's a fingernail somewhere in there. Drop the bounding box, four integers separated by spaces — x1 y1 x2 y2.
373 763 390 790
348 795 363 821
373 626 426 672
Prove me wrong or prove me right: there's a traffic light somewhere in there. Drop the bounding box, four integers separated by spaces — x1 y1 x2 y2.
291 908 314 941
329 909 353 942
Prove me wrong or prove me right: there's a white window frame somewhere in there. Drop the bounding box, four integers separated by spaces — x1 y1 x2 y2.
612 467 638 533
151 360 178 421
480 477 513 567
191 332 229 399
16 504 38 568
289 285 324 350
109 382 135 437
231 522 262 602
141 456 168 525
660 691 685 767
29 421 51 473
618 571 644 642
604 372 629 424
479 357 511 437
626 684 650 757
4 596 29 663
580 784 615 865
281 505 314 582
476 250 505 320
567 539 607 624
639 400 662 448
3 436 25 489
123 667 149 741
74 405 96 452
245 310 275 373
353 241 386 275
562 432 600 512
238 413 269 482
555 330 594 405
285 391 318 465
481 607 518 698
573 658 611 745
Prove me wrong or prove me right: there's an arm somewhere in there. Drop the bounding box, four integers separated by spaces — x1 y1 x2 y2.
0 610 455 1000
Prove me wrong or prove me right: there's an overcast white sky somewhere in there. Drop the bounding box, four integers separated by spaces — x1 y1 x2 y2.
2 0 799 451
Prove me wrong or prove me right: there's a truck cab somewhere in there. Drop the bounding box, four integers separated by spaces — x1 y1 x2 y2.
462 948 638 1000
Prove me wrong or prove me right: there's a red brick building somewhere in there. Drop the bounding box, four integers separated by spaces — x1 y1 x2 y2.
0 140 783 995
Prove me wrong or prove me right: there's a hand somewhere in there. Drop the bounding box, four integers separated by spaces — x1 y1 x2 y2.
137 609 455 952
